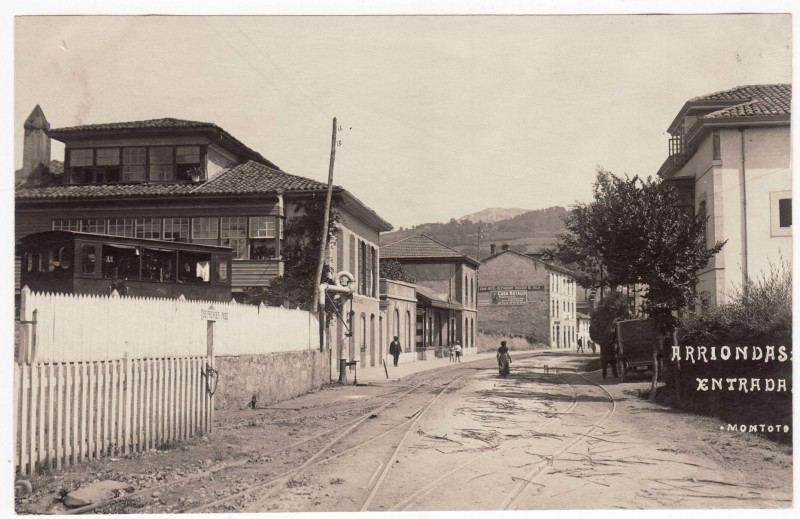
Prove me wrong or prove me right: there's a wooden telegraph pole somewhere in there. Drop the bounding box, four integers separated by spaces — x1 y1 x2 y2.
313 118 338 351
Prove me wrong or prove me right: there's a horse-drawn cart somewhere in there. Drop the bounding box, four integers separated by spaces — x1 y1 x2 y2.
615 319 663 383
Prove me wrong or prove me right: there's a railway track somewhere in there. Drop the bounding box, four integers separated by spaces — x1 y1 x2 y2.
72 351 588 513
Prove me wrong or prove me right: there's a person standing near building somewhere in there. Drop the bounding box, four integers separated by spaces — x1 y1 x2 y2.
449 343 455 362
454 341 462 362
389 336 402 367
577 337 584 353
601 341 618 379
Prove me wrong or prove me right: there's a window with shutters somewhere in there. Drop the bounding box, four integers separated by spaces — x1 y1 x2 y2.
371 246 378 297
336 228 344 276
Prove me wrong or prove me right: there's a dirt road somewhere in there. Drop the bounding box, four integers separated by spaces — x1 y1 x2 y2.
16 351 792 513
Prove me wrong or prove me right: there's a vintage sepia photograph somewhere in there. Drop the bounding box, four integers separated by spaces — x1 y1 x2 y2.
4 2 795 515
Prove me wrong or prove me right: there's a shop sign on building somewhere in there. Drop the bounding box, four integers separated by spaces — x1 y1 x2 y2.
489 290 528 305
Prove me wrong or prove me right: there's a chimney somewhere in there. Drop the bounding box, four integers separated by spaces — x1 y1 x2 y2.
489 243 496 255
501 243 510 251
20 105 51 186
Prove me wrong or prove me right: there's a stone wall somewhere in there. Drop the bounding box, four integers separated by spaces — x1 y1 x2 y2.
214 349 331 410
476 331 541 353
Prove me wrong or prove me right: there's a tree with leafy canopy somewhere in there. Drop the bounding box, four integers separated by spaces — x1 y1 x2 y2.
242 194 345 324
555 168 725 400
379 259 416 284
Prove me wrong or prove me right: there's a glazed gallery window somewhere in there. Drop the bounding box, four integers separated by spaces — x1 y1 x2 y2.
220 217 247 259
82 219 107 234
51 215 279 261
122 147 147 182
96 148 121 183
192 217 219 247
249 216 277 259
108 218 135 237
52 219 81 232
149 147 175 181
164 218 190 241
66 145 205 184
135 218 162 239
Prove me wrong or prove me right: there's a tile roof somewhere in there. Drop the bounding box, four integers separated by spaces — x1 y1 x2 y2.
47 117 277 169
381 234 478 264
693 84 791 119
193 161 329 194
15 160 328 200
49 117 216 133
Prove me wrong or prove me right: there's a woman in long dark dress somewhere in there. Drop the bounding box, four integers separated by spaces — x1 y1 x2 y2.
497 341 511 377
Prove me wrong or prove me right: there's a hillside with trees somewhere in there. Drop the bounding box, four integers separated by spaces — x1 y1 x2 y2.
380 206 569 260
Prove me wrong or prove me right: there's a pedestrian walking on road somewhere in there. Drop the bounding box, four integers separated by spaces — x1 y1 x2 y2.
497 340 511 377
454 341 462 362
577 337 584 353
590 339 597 355
389 336 402 367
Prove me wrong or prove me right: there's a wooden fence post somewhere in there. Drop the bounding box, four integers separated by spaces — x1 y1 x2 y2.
123 353 131 455
207 320 215 433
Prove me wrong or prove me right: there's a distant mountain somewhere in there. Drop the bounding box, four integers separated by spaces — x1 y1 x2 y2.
457 207 530 224
381 206 569 260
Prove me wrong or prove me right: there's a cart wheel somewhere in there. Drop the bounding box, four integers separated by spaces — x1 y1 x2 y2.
617 359 625 383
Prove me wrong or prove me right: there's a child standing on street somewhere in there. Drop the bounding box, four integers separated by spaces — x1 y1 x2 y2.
454 341 462 362
449 343 455 362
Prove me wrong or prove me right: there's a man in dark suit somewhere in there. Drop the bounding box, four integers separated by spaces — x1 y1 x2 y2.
389 336 401 367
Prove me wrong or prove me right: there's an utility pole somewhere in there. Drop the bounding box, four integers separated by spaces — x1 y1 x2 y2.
313 118 338 351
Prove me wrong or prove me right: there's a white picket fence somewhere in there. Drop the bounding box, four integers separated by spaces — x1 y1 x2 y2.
17 287 318 363
13 288 319 476
14 355 213 477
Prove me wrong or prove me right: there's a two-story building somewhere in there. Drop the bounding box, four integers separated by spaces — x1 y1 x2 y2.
478 247 577 349
380 234 479 358
656 84 791 308
14 106 392 370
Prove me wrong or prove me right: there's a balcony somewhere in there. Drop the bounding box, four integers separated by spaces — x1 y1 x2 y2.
658 134 696 179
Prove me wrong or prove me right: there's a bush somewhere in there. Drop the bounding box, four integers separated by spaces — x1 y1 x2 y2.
679 257 791 347
669 258 792 443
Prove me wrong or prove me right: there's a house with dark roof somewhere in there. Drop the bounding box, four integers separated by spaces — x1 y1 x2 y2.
656 84 791 308
479 248 577 349
15 106 393 367
380 234 479 358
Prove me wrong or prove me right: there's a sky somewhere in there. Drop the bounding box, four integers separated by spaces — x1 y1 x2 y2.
10 10 794 231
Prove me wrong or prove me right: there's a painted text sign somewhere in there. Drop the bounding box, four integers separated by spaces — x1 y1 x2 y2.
490 290 528 305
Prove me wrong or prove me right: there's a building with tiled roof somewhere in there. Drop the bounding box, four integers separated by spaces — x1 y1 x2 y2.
656 84 792 308
15 107 391 315
381 234 480 264
380 234 478 357
478 248 577 349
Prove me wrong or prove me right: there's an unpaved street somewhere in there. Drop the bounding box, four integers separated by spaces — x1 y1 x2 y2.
16 351 792 513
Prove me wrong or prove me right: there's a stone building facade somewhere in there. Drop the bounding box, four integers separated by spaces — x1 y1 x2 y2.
478 249 577 349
